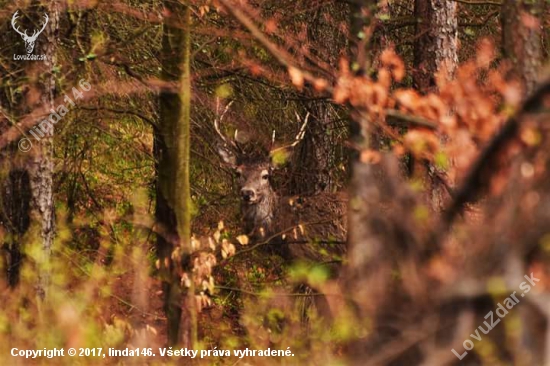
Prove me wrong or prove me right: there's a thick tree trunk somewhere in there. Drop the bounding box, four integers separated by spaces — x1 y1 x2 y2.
344 2 457 363
413 0 458 91
348 0 379 76
156 2 195 346
413 0 457 210
29 1 59 300
502 4 544 361
0 167 31 287
288 5 346 195
289 103 332 195
502 0 543 95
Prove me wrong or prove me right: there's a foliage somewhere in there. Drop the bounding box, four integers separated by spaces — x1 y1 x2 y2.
0 0 549 365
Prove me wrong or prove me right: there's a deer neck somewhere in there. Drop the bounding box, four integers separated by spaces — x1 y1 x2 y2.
242 189 278 236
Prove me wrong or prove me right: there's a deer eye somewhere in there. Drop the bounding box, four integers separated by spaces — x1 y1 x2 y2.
262 174 269 180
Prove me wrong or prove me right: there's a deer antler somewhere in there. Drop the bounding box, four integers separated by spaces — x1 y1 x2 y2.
11 11 27 38
213 98 238 151
11 11 48 40
270 112 310 154
292 111 309 146
30 13 49 40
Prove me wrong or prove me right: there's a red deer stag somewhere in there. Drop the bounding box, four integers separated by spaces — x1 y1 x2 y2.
214 103 347 265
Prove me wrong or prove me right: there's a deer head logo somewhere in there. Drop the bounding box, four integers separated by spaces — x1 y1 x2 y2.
11 10 49 54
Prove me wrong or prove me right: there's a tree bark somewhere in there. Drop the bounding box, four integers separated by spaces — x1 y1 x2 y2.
348 0 378 76
289 5 345 195
156 1 195 346
0 167 30 287
502 0 543 95
413 0 458 91
29 2 58 297
413 0 457 210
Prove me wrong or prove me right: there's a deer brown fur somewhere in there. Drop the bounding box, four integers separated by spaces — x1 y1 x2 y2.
215 113 347 264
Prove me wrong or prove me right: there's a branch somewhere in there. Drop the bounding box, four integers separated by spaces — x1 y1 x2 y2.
451 0 501 5
459 10 500 27
0 79 176 151
215 285 332 297
424 80 550 257
77 105 157 128
385 109 437 130
216 0 332 93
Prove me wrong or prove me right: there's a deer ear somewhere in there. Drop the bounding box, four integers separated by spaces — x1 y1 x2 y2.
217 145 237 168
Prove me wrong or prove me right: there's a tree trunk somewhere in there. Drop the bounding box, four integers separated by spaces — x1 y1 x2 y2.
0 167 31 287
289 103 332 195
502 0 543 95
413 0 457 210
156 1 195 346
502 4 544 362
413 0 458 91
289 6 344 195
348 0 378 76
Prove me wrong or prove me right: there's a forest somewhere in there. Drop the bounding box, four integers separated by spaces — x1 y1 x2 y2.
0 0 549 365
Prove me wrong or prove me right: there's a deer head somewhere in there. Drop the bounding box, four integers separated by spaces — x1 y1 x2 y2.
213 99 309 235
12 11 49 54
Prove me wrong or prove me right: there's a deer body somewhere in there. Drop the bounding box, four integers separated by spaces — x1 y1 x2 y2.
215 119 347 261
236 162 278 237
213 107 347 322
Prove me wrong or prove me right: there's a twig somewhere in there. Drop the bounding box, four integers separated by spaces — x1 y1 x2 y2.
216 0 332 93
451 0 501 5
425 80 550 258
386 109 437 130
215 285 334 297
443 81 550 228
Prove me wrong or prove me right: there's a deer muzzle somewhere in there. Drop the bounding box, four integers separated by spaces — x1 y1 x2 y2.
240 188 256 203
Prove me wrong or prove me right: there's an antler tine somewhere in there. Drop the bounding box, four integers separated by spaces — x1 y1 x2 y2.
291 112 310 147
11 11 26 37
38 13 49 34
271 130 276 148
31 13 49 39
213 99 237 150
269 112 310 154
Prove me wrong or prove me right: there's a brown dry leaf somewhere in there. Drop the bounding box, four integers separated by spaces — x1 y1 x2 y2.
379 48 405 82
360 149 382 164
288 67 304 90
426 255 457 284
221 239 236 258
521 12 540 30
404 130 439 156
394 89 421 111
393 144 406 156
502 81 523 108
378 68 391 89
333 82 350 104
236 235 249 245
199 5 210 17
313 78 328 92
265 19 277 34
181 273 191 288
392 61 406 82
476 38 496 69
248 62 263 76
370 83 389 112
